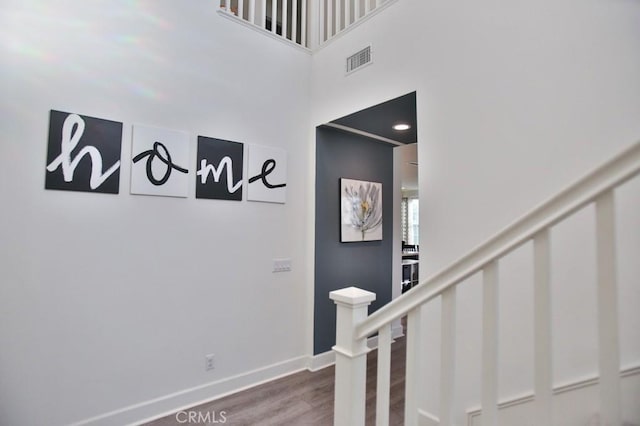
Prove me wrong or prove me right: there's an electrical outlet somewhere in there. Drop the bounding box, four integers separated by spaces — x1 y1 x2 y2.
205 354 215 371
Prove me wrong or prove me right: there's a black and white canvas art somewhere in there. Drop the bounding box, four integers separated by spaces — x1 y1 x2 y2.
340 178 383 242
130 124 190 198
246 144 287 204
196 136 244 201
45 110 123 194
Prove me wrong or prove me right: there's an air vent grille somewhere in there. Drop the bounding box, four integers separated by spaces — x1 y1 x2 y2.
346 45 372 74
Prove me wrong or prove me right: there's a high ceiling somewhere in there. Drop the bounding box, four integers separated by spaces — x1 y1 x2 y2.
330 92 417 144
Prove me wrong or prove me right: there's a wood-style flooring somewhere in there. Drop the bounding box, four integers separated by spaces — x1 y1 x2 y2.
144 332 406 426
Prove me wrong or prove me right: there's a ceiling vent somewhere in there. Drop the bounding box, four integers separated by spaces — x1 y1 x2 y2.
346 45 372 74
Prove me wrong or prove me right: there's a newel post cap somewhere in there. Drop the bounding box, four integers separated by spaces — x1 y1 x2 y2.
330 286 376 306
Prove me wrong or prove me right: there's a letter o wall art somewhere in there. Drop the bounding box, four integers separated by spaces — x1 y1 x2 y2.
44 110 287 204
130 124 190 198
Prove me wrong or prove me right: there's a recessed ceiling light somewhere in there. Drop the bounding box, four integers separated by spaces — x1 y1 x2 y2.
393 123 411 131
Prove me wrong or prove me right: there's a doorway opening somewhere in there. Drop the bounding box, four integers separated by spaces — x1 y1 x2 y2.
398 143 419 293
326 91 419 296
312 91 418 356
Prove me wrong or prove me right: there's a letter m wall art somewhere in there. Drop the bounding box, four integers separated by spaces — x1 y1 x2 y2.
45 110 123 194
196 136 244 201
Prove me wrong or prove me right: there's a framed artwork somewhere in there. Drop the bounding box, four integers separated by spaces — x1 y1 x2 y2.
340 178 382 242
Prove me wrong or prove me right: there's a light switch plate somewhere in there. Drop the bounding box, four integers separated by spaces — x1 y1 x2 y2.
273 258 292 272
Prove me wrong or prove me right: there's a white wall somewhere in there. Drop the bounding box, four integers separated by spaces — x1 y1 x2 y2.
2 0 639 424
310 0 640 424
0 1 311 425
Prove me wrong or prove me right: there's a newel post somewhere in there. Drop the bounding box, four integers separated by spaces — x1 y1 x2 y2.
330 286 376 426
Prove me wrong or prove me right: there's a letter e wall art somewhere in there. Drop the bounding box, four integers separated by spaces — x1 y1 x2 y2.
246 145 287 204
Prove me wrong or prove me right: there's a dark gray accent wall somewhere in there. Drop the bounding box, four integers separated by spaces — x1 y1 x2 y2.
314 126 393 355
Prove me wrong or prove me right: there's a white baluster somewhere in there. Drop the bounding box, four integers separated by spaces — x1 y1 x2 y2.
375 323 391 426
249 0 256 24
404 307 421 426
534 230 553 425
595 191 621 426
302 0 310 47
282 0 288 38
344 0 350 28
271 0 277 33
354 0 360 20
482 261 499 426
238 0 244 18
327 0 333 38
262 0 267 28
331 287 376 426
291 0 298 43
440 286 457 426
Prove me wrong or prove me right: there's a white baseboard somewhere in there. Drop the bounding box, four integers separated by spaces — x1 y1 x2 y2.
418 409 440 426
309 349 336 372
70 325 408 425
68 355 308 426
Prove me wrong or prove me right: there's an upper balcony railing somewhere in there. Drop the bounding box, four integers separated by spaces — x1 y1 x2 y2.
218 0 395 50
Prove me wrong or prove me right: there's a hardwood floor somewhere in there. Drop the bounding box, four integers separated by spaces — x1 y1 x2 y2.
144 332 406 426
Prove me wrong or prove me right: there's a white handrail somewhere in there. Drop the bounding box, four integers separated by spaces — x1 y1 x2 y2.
356 140 640 340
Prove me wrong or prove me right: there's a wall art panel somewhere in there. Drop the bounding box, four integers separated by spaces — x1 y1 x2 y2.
130 124 190 198
196 136 244 201
246 145 287 204
45 110 123 194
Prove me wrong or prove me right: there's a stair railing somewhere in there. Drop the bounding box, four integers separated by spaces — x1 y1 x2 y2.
331 141 640 426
